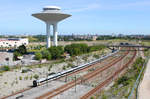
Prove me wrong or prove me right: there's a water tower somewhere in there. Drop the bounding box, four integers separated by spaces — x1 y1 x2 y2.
32 6 71 48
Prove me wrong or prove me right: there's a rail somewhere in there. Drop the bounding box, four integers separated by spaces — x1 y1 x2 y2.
128 56 148 99
80 49 136 99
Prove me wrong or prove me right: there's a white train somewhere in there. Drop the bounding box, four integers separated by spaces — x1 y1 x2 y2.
33 50 119 87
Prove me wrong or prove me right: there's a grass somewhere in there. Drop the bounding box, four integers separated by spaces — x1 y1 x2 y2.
95 57 145 99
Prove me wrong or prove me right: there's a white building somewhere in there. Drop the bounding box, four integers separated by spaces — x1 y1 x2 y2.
0 38 28 48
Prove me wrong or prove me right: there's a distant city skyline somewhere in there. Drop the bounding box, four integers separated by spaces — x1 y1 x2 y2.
0 0 150 35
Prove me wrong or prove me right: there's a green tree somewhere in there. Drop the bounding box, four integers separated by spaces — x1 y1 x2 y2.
13 50 22 60
13 45 27 60
64 43 88 56
41 50 52 60
18 45 27 55
48 46 64 59
35 52 42 60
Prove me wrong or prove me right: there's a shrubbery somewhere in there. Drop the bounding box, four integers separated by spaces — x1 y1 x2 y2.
116 57 145 87
18 45 27 55
65 43 88 56
34 44 106 60
117 76 130 86
48 46 64 59
13 45 27 60
35 46 64 60
33 74 39 79
35 52 42 60
133 57 145 78
64 43 105 56
41 50 51 60
88 45 106 52
1 66 10 71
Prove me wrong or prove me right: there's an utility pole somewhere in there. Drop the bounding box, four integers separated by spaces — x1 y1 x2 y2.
74 75 77 93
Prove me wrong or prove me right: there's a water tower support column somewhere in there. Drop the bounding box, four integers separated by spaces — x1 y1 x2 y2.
53 23 58 46
46 23 51 48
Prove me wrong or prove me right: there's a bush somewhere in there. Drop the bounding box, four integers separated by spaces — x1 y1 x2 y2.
21 69 32 73
1 66 10 71
13 50 22 60
48 46 64 59
65 43 106 56
90 97 95 99
13 45 27 60
33 74 39 79
19 76 22 80
117 76 130 86
35 52 42 60
18 45 27 55
22 69 28 73
133 57 145 78
64 43 88 56
41 50 52 60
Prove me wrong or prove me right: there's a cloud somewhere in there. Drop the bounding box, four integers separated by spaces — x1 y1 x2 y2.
64 3 100 12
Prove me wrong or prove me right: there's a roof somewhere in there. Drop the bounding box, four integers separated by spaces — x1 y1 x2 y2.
32 6 71 23
43 6 61 10
32 13 71 23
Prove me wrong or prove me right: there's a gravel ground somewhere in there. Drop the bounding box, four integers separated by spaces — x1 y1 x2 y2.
0 52 13 66
0 49 111 98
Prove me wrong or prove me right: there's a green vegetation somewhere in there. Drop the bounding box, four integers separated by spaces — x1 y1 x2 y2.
0 66 10 71
65 43 88 56
90 97 95 99
33 74 39 79
30 75 33 80
28 35 45 42
19 76 22 80
4 82 7 84
24 76 28 80
13 45 27 60
64 43 106 56
48 46 64 59
34 46 64 60
18 45 27 55
102 94 107 99
35 52 42 60
33 43 106 62
117 75 130 86
88 45 106 52
21 69 32 73
13 51 22 60
41 50 52 60
96 57 145 99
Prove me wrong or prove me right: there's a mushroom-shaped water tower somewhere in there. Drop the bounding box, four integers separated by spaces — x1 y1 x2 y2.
32 6 71 48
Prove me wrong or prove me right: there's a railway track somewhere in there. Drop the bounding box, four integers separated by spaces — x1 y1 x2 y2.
80 50 136 99
1 49 129 99
36 50 130 99
1 51 120 99
58 51 123 82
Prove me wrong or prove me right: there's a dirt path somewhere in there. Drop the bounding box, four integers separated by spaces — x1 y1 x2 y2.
139 59 150 99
